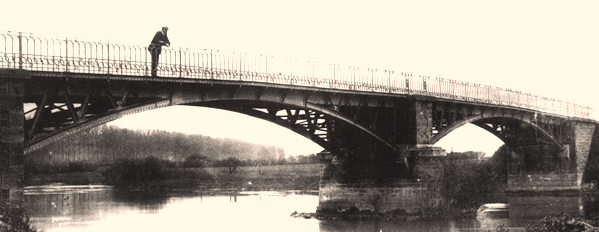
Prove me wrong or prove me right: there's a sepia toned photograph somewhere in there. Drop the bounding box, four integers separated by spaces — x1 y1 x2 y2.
1 1 598 231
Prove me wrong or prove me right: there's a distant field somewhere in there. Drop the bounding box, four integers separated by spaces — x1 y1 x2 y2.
181 164 323 191
26 163 323 191
199 163 322 178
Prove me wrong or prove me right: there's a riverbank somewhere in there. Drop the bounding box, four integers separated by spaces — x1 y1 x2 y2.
292 211 423 221
25 164 321 191
301 207 426 221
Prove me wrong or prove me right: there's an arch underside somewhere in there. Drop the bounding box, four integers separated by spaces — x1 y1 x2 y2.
25 97 395 154
188 100 332 149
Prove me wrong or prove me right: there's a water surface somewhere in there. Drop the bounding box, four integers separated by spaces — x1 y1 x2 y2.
22 186 598 232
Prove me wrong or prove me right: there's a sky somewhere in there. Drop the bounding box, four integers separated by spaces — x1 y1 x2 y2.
3 1 598 157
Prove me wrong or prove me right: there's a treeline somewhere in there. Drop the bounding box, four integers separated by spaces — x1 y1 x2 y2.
208 153 320 167
96 125 286 162
27 125 315 167
446 151 485 159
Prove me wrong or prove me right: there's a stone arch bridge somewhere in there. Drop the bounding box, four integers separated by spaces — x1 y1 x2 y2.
0 32 597 210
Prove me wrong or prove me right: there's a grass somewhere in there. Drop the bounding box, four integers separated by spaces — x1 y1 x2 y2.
26 171 105 186
25 163 322 193
179 164 321 191
200 164 321 178
35 157 316 196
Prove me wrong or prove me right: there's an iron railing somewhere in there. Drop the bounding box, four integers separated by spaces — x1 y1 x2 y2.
0 31 594 119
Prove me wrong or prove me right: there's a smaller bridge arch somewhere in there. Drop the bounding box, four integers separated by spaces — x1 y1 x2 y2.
431 114 564 151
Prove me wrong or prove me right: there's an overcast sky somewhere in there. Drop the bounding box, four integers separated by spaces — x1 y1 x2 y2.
3 1 597 156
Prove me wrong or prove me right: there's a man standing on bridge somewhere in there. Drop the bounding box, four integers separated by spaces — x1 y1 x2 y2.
148 26 170 77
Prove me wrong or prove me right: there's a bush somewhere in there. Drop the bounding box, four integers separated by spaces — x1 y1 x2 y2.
526 212 598 231
183 154 208 168
106 157 167 186
214 157 242 174
106 157 215 195
66 161 97 173
0 202 41 232
438 159 503 211
417 159 504 220
163 160 177 168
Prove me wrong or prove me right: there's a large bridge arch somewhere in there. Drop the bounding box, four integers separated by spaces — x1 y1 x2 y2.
25 95 397 155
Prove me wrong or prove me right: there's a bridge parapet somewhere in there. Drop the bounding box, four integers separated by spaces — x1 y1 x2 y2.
0 31 593 120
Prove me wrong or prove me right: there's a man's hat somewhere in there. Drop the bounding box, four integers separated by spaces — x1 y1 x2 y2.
162 26 169 30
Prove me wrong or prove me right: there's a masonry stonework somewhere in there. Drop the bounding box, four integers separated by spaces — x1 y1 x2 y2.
411 101 433 145
0 69 28 202
570 122 596 187
317 154 429 214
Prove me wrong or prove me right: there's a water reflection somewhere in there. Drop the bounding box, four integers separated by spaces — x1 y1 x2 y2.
24 186 169 231
24 187 320 232
20 186 599 232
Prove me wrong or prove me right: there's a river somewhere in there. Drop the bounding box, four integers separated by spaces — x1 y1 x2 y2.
21 185 599 232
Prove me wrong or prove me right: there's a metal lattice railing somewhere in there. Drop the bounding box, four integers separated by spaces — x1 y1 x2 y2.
0 31 594 119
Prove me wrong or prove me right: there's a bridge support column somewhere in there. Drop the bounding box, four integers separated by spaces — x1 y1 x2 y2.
402 100 447 154
316 151 430 215
402 100 447 179
410 100 433 146
564 121 596 187
0 69 29 203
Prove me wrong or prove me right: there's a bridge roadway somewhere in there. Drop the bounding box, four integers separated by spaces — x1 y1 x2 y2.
1 31 598 210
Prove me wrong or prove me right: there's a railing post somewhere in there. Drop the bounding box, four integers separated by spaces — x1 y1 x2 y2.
179 48 182 78
388 70 391 93
265 55 269 82
370 69 374 90
145 46 148 76
18 32 23 69
65 37 69 72
237 52 242 81
405 74 410 93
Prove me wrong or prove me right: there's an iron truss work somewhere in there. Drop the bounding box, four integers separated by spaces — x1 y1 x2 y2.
431 102 567 149
471 119 561 148
24 77 171 151
193 101 331 149
0 31 593 119
22 77 400 154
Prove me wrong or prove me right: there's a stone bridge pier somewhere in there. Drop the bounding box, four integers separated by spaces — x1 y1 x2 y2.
0 70 28 203
316 100 445 214
567 121 596 188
